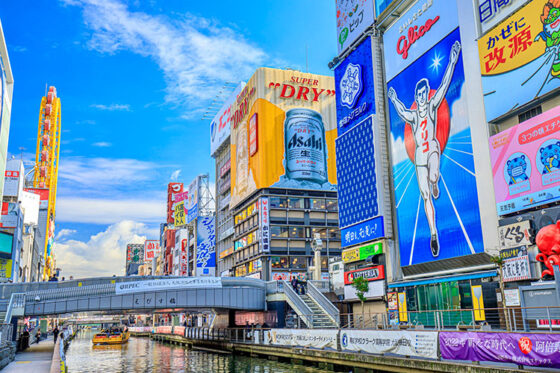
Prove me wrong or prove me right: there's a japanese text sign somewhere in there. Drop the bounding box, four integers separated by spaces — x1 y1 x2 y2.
478 0 560 121
489 106 560 215
144 240 160 262
336 0 375 55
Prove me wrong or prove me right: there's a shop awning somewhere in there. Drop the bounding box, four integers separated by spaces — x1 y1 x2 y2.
388 270 498 288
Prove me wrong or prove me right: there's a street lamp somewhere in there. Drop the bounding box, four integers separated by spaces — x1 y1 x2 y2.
311 233 323 281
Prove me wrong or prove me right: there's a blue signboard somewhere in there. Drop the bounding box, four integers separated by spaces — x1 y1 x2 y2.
336 116 384 232
341 216 384 247
196 216 216 276
386 28 484 266
334 36 375 136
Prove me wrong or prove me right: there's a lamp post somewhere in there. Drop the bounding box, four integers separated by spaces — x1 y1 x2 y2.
311 233 323 281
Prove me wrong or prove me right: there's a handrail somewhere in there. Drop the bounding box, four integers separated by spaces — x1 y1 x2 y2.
307 281 339 326
4 293 25 323
281 281 314 328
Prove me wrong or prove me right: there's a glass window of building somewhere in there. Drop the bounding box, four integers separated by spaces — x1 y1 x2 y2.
290 227 305 238
328 228 340 239
310 198 326 210
291 256 307 269
271 256 289 269
321 257 328 269
288 198 304 209
270 226 289 238
326 199 338 211
312 228 327 239
270 197 287 208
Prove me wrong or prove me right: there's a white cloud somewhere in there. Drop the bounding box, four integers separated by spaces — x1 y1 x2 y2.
57 197 164 224
391 132 409 165
63 0 266 106
90 103 131 111
55 229 77 241
55 220 156 278
92 142 112 147
170 169 181 181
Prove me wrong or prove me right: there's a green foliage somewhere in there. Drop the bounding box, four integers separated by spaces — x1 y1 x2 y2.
351 276 369 304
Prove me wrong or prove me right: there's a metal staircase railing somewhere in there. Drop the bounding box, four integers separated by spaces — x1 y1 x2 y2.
281 281 314 328
307 281 340 327
4 293 25 323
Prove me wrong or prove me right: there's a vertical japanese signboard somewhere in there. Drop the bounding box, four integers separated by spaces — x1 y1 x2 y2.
259 197 270 253
167 183 183 225
196 217 216 276
174 201 186 227
384 0 484 267
336 0 375 55
144 240 160 263
478 0 560 121
187 177 199 224
210 82 246 156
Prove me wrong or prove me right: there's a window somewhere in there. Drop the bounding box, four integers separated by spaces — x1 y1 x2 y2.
290 227 305 238
312 228 327 239
270 226 289 238
321 257 328 269
310 198 326 210
288 198 304 209
290 256 307 269
328 228 340 239
326 199 338 211
518 105 542 123
270 197 287 208
271 256 288 269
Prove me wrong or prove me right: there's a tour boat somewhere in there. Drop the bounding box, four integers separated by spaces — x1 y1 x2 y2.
92 326 130 345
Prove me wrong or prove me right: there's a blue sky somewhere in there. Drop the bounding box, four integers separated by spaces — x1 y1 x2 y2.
0 0 336 277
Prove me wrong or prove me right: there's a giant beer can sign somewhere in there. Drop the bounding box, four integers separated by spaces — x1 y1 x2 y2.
284 109 328 184
230 68 337 209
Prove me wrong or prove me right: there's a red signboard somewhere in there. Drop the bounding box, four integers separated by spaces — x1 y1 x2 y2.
249 113 258 156
167 183 183 224
219 159 231 178
4 171 19 177
144 240 160 262
344 265 385 285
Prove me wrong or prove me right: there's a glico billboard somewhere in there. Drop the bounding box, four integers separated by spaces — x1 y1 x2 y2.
478 0 560 122
384 0 484 267
229 68 337 208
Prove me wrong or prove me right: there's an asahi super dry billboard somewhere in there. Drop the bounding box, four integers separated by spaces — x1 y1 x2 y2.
230 68 337 208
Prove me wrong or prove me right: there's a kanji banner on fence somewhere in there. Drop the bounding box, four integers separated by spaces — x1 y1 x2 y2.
440 331 560 368
340 330 438 359
264 329 337 349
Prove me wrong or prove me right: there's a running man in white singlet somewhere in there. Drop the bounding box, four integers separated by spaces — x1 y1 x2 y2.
388 41 461 257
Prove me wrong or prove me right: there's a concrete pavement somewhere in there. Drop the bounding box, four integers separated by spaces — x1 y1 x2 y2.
1 337 55 373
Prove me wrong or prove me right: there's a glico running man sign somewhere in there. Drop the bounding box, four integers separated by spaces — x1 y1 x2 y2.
384 0 484 267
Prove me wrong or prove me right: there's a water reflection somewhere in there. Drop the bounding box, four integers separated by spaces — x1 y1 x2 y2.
66 330 337 372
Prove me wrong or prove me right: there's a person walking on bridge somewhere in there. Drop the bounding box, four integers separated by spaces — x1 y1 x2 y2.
53 326 59 343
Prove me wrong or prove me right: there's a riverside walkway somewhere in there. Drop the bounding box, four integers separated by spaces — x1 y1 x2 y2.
2 337 54 373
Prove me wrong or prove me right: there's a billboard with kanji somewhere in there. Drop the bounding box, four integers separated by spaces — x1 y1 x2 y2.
478 0 560 121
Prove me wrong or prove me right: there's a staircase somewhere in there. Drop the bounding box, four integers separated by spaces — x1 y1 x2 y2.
300 294 337 328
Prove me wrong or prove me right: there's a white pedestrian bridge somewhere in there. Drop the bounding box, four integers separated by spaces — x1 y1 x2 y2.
0 276 266 320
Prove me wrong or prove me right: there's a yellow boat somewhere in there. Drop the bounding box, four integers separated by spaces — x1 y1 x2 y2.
92 326 130 345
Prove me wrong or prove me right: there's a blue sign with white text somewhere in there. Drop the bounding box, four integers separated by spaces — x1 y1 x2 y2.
196 216 216 276
336 115 383 231
335 36 375 136
341 216 384 247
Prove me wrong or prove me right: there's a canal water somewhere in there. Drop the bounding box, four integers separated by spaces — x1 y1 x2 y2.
65 330 341 372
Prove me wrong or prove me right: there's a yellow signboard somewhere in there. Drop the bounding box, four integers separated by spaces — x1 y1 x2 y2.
174 201 186 226
398 292 408 322
471 285 486 321
0 259 12 280
342 247 360 263
478 0 547 76
230 68 337 208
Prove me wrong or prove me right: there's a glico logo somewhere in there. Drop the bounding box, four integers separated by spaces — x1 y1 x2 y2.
397 15 439 59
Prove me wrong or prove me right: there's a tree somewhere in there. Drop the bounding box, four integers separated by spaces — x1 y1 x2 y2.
490 254 510 331
351 276 369 328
